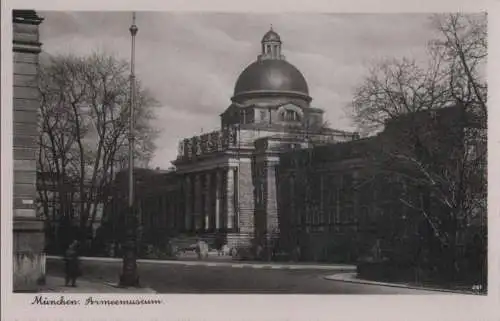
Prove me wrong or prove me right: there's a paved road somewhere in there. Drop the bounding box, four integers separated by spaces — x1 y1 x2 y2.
46 259 436 294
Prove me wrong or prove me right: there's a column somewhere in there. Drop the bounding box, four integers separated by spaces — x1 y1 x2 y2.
204 172 212 231
184 176 192 231
226 168 235 230
215 170 222 230
12 10 45 292
265 161 279 233
194 174 202 230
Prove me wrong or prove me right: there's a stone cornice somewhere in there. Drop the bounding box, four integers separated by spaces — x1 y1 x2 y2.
13 217 44 231
231 90 312 103
13 10 44 25
13 40 42 54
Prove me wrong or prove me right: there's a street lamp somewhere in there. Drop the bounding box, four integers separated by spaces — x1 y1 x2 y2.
119 12 139 287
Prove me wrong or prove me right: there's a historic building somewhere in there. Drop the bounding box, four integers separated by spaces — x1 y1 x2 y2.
12 10 46 291
277 104 486 262
107 29 485 266
107 28 357 252
153 28 356 249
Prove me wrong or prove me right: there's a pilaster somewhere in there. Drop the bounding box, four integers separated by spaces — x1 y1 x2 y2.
215 170 222 230
226 168 235 230
184 176 192 231
194 174 202 230
265 159 280 235
204 172 212 231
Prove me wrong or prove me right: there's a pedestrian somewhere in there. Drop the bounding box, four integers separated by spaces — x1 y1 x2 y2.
255 244 263 260
294 245 301 262
64 239 81 287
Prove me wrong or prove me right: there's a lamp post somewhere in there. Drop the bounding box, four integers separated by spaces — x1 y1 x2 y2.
119 12 139 287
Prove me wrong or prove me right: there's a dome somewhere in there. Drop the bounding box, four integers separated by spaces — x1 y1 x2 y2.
262 29 281 43
233 59 310 101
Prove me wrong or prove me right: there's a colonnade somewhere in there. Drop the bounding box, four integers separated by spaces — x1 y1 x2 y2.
183 167 238 233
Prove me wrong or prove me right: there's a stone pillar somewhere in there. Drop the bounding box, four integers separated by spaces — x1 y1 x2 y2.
265 160 279 233
226 168 235 230
352 170 359 231
204 172 211 231
215 170 222 230
184 176 192 231
194 174 202 231
234 159 255 244
13 10 45 292
264 159 280 258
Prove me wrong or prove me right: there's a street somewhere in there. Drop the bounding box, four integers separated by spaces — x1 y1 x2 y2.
47 258 437 294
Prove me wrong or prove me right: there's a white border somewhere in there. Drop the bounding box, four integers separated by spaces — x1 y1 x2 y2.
2 0 499 320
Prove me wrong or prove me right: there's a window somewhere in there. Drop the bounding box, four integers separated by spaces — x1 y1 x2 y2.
260 110 266 121
240 110 246 124
280 109 301 122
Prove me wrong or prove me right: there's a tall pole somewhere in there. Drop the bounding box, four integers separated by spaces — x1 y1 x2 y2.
129 13 137 209
120 12 139 287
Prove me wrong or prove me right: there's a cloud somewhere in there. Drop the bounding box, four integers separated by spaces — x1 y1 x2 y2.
39 12 443 168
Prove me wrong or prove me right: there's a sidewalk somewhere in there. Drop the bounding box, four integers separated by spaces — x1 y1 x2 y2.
47 255 356 272
40 275 157 293
324 272 480 295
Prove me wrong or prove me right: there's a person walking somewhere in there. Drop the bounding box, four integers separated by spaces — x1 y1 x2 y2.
64 240 81 287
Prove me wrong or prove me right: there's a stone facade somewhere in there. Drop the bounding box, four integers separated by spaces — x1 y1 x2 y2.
106 29 484 266
12 10 45 291
276 105 486 262
108 104 482 264
106 29 357 253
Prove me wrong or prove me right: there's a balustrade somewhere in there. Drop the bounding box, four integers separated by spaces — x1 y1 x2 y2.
176 127 239 160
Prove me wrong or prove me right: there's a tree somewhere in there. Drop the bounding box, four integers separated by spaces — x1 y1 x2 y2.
37 52 159 246
349 13 486 135
349 56 451 135
430 13 487 119
375 107 485 278
349 13 487 283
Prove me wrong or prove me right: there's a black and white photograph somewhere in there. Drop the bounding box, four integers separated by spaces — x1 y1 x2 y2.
3 1 498 320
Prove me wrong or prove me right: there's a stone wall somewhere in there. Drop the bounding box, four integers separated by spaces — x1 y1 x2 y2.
237 159 255 236
13 225 46 290
12 10 45 292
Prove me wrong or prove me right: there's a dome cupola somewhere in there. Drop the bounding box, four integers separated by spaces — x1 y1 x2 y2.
260 26 283 60
232 27 311 104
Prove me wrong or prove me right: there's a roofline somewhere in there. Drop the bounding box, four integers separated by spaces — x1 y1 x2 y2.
231 90 312 103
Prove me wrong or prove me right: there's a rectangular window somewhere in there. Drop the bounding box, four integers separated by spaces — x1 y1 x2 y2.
260 110 266 121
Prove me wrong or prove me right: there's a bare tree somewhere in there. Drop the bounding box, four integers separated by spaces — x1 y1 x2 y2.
37 52 159 243
349 13 486 135
350 13 487 282
349 56 451 135
430 13 487 119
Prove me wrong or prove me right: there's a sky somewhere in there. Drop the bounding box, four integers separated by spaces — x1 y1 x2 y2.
38 12 442 168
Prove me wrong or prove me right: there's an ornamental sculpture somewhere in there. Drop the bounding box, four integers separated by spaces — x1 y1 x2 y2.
208 131 217 152
193 137 201 155
184 139 192 158
179 128 238 160
201 134 209 153
178 141 185 157
216 131 223 151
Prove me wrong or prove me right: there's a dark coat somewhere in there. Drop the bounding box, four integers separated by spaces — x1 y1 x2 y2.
64 244 81 277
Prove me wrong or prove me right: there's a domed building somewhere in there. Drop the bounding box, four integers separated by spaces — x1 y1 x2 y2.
108 28 474 264
110 28 360 255
221 27 322 130
168 28 359 249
